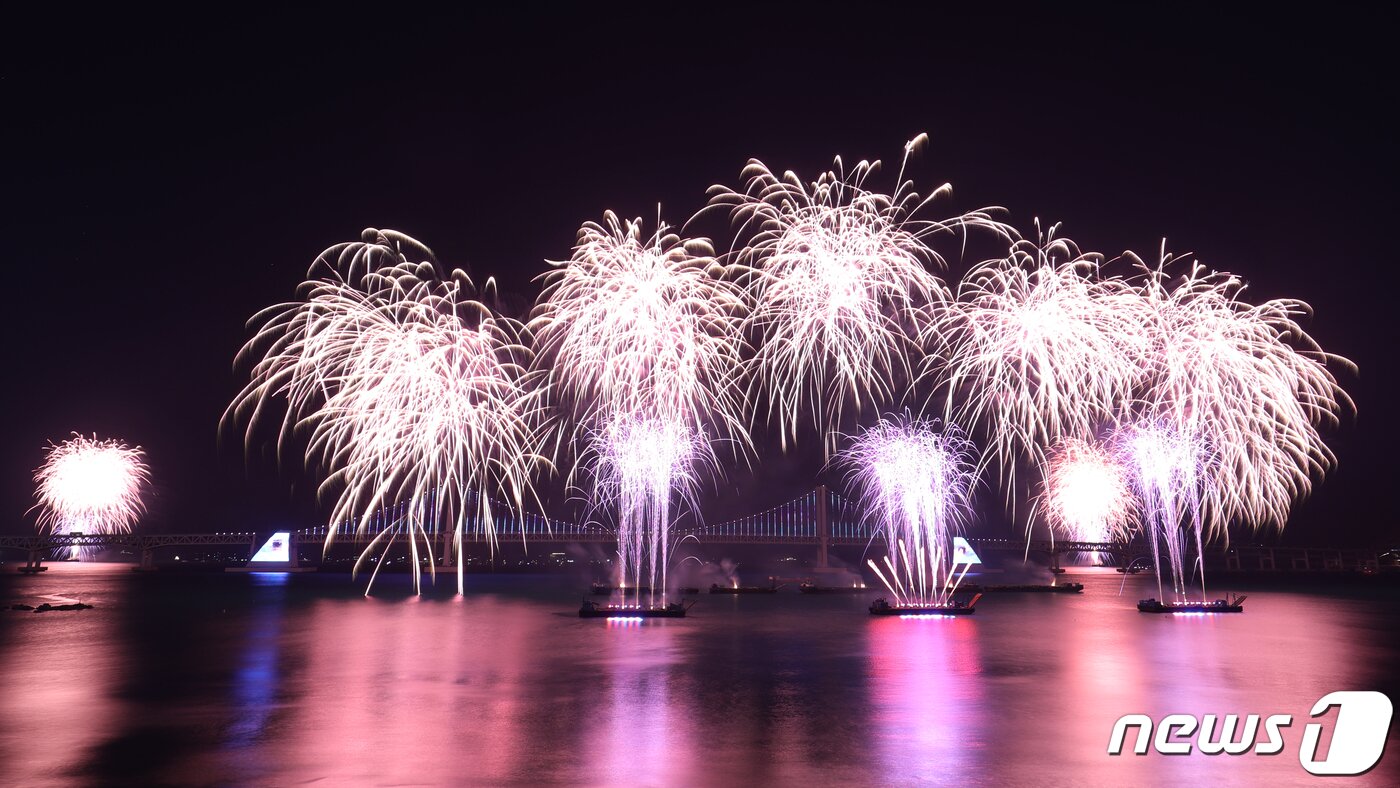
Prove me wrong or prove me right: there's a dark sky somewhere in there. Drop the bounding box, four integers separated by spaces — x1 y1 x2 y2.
3 5 1392 545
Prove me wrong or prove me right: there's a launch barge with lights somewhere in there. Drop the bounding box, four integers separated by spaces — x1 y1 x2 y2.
1137 594 1246 613
870 594 982 616
578 600 690 618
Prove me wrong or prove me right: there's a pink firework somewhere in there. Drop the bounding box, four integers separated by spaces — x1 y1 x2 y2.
1118 422 1211 602
1130 251 1354 535
840 413 977 606
707 135 1008 455
226 229 549 594
1040 438 1136 544
941 227 1149 490
532 212 747 600
33 433 150 539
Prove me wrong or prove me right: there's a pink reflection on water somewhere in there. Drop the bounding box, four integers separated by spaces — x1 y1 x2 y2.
866 615 985 782
591 619 696 784
0 564 126 784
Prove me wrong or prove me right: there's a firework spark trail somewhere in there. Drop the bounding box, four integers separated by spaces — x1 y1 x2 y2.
33 434 151 558
531 213 747 604
225 229 549 594
706 135 1008 455
841 414 976 606
1119 423 1210 602
592 416 701 606
939 227 1149 494
1039 438 1137 545
1130 250 1354 535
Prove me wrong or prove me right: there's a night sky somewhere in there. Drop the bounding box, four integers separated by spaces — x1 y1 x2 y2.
4 6 1391 545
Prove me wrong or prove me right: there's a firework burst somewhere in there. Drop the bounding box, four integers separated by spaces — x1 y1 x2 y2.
531 213 747 601
1039 438 1136 544
939 227 1148 491
531 212 747 444
707 135 1007 454
840 413 977 606
1130 250 1354 534
226 229 549 594
33 434 150 552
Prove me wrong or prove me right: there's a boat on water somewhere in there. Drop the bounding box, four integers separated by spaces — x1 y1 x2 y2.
960 582 1083 594
870 594 983 616
1137 594 1247 613
710 583 782 594
798 582 871 594
1115 566 1144 574
578 600 690 618
590 584 700 595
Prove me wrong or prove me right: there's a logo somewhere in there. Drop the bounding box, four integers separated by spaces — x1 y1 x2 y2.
1108 691 1393 776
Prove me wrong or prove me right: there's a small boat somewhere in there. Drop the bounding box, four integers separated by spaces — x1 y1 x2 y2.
870 594 982 616
798 582 872 594
710 583 782 594
1116 566 1143 574
1137 594 1246 614
579 600 690 619
961 582 1083 594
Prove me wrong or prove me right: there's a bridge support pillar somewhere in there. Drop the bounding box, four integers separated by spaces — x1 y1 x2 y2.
1049 550 1061 573
140 548 156 571
815 485 830 569
25 550 43 571
441 530 455 568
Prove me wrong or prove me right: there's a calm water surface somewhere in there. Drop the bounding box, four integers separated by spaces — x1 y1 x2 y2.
1 564 1396 786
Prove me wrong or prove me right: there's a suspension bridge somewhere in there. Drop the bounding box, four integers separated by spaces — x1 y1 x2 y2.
3 487 1383 573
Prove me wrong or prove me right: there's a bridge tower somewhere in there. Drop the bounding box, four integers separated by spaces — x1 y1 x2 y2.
441 529 455 568
815 485 830 569
139 543 156 571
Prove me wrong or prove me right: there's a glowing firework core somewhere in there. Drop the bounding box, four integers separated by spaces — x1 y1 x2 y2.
33 434 150 545
1042 439 1135 544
